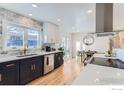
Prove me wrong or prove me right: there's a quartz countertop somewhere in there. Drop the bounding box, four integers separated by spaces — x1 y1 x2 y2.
0 51 61 63
72 64 124 85
93 53 117 59
72 52 124 85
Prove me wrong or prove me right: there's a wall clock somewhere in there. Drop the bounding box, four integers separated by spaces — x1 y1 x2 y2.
83 34 94 46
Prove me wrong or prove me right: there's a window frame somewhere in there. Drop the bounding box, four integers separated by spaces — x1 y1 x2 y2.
3 20 41 51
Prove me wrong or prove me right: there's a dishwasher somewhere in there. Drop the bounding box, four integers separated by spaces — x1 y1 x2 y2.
44 54 54 75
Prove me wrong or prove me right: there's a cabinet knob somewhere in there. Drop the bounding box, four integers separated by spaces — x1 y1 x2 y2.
0 74 2 82
31 64 36 71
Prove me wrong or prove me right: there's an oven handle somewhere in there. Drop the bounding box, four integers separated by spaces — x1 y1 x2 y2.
46 57 49 65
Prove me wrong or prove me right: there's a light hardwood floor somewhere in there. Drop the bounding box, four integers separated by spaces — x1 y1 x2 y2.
28 57 84 85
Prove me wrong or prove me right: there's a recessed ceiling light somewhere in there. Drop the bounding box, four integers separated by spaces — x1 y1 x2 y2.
32 4 37 8
87 10 93 13
28 14 32 16
57 19 61 21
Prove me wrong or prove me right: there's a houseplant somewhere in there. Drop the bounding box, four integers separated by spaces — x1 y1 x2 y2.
58 47 65 55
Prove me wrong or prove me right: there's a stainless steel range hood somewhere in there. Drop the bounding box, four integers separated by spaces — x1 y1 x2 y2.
95 3 115 36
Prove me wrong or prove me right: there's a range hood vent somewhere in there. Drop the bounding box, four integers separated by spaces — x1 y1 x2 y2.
96 3 113 36
96 32 116 37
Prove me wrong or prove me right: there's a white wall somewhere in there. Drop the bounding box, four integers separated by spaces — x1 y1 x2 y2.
71 33 110 58
86 36 110 52
71 33 83 58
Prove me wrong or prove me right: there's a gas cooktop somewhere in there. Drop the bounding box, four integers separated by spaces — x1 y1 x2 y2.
90 57 124 69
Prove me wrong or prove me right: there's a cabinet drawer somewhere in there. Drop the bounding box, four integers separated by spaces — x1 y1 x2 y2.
0 61 18 70
0 61 19 85
20 56 41 64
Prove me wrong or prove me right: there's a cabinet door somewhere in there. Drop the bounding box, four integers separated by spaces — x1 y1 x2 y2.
54 53 60 69
19 56 43 85
30 58 42 80
19 59 32 85
54 53 64 69
58 53 64 66
0 61 19 85
30 56 43 82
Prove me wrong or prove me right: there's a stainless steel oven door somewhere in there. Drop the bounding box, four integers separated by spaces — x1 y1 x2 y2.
44 54 54 74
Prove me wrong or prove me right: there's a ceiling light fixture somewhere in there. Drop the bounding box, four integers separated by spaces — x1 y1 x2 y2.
32 4 37 8
87 10 93 13
57 19 61 22
28 14 32 16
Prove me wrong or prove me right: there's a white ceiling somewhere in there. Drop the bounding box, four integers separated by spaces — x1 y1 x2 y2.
0 3 96 33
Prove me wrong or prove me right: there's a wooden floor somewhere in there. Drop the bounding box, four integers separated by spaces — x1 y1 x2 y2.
28 57 84 85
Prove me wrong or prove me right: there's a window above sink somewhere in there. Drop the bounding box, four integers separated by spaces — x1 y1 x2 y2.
2 21 42 51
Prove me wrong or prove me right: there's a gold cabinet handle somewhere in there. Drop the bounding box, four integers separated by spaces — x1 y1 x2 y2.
33 64 35 70
6 64 15 67
31 65 33 71
0 74 1 82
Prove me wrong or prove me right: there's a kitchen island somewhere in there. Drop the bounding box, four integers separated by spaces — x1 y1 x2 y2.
72 63 124 85
72 53 124 85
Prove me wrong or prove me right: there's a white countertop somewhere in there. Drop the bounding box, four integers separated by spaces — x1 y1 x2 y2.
72 64 124 85
93 53 117 59
0 51 61 63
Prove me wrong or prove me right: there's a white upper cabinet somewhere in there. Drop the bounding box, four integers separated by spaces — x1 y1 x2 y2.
113 4 124 31
43 22 60 43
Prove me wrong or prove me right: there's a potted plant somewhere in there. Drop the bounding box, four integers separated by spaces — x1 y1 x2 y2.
58 47 65 55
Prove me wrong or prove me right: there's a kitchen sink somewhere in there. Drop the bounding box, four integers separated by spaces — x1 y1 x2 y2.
16 53 38 57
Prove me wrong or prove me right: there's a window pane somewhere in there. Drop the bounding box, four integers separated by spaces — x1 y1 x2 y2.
27 29 39 48
7 25 24 49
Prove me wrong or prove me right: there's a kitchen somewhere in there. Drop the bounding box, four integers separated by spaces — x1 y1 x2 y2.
0 4 64 85
0 3 124 86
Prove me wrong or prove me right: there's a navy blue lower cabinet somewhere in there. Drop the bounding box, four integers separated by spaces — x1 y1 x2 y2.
19 56 43 85
0 53 63 85
0 61 19 85
54 52 64 69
